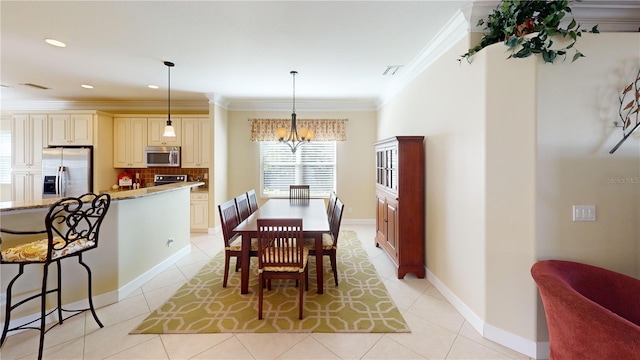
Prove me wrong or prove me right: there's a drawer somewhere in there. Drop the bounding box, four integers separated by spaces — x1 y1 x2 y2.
191 193 208 201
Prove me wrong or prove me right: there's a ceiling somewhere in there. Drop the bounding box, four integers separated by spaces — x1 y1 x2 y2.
1 0 470 110
1 1 638 112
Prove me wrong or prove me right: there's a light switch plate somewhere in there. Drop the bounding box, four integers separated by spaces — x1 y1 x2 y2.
573 205 596 221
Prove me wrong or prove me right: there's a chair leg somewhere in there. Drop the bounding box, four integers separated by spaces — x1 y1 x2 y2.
77 254 103 328
56 260 63 324
258 273 264 320
0 264 25 347
330 252 338 286
298 273 304 320
37 263 50 360
223 253 231 287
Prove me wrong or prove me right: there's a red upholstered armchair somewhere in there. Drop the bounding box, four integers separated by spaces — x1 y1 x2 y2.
531 260 640 359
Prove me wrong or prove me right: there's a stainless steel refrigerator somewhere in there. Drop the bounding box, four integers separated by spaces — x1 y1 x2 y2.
42 147 93 199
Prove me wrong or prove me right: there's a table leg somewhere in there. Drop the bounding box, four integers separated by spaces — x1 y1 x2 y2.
241 233 250 294
315 233 323 294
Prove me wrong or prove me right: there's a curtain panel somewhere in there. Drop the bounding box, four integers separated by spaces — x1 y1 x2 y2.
250 119 347 141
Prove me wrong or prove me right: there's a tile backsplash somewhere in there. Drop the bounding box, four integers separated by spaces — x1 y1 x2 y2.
114 167 209 188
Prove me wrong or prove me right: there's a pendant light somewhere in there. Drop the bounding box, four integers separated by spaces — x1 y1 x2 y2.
277 70 313 153
163 61 176 137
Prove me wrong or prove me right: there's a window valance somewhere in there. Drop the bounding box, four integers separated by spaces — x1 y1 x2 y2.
249 118 347 141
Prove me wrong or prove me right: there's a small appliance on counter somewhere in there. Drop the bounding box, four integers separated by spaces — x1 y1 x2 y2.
118 172 133 188
154 174 188 186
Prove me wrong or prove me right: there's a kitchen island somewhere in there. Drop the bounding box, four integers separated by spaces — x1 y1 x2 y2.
0 181 204 323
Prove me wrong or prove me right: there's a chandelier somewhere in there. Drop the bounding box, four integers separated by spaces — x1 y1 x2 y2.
162 61 176 137
277 71 314 153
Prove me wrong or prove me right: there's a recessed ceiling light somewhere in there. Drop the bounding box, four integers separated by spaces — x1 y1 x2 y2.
81 84 94 89
148 85 159 89
45 38 66 47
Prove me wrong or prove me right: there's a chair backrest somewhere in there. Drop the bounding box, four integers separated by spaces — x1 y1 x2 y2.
218 199 241 247
289 185 310 200
247 189 259 213
326 191 337 223
235 194 251 222
531 260 640 358
45 192 111 260
330 198 345 244
257 218 305 270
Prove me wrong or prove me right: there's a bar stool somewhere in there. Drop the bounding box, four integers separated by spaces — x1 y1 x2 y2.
0 192 111 360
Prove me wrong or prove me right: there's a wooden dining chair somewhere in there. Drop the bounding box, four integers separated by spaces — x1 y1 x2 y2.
326 191 337 223
247 189 259 214
218 199 258 287
257 218 309 320
0 193 111 360
289 185 310 201
235 194 251 222
306 198 345 286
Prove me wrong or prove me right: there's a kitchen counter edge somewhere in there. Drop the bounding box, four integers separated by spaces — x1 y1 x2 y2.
0 182 205 212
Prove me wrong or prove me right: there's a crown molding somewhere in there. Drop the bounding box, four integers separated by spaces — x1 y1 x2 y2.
376 1 639 109
377 8 470 108
205 93 231 109
0 100 209 113
225 99 377 112
467 1 640 32
3 1 636 115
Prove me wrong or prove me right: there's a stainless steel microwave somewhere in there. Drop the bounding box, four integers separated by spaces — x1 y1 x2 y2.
145 146 181 167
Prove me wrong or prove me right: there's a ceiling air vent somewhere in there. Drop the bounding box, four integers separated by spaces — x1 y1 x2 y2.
382 65 403 76
20 83 50 90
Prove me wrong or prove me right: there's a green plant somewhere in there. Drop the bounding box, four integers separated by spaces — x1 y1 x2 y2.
459 0 599 64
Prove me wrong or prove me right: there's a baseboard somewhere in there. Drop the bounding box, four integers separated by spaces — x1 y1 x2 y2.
117 244 192 300
426 268 549 359
0 244 192 337
342 218 375 225
426 268 485 334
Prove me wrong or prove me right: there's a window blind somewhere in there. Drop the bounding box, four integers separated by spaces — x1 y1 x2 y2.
260 141 336 198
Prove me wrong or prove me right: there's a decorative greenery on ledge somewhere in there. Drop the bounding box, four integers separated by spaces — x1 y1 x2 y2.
459 0 599 64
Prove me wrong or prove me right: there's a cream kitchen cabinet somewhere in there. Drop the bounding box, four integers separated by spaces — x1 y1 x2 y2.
181 118 210 168
113 117 147 168
48 114 94 145
190 192 209 232
12 170 43 203
12 114 47 170
148 117 182 146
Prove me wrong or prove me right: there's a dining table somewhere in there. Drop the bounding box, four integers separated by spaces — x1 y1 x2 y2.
233 198 330 294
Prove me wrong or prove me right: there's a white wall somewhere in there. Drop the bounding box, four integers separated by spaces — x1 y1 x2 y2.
212 103 229 229
536 33 640 276
378 34 489 322
225 110 377 220
378 30 640 358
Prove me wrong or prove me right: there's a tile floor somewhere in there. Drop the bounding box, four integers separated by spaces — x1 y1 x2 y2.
0 224 531 359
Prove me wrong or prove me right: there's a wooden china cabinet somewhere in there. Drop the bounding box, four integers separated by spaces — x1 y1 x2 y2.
374 136 425 279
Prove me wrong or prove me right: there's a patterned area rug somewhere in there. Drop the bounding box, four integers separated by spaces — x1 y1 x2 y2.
130 230 409 333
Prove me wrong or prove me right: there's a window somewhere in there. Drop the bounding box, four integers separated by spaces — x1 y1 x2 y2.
0 128 11 184
260 141 336 198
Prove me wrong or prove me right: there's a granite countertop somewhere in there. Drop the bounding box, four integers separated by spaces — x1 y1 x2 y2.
0 181 205 212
